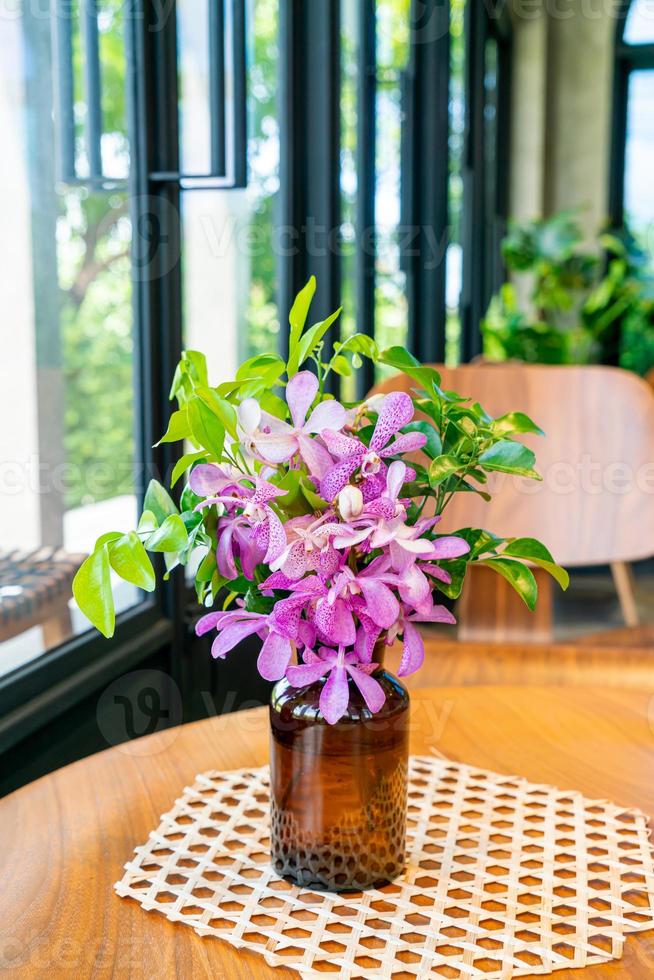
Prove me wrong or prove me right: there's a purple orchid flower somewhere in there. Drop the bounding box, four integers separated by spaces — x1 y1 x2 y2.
286 645 386 724
320 391 426 502
195 607 293 681
193 476 287 578
386 598 457 676
237 371 346 477
195 585 319 682
268 513 344 581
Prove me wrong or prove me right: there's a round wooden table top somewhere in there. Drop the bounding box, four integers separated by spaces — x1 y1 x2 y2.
2 685 654 979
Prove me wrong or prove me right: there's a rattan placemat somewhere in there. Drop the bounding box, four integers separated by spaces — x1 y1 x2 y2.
115 755 654 978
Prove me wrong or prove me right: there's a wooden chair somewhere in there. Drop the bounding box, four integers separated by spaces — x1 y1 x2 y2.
371 364 654 641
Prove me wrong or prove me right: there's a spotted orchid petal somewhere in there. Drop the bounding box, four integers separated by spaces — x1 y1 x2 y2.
321 429 365 459
320 457 361 501
319 658 350 724
397 620 424 676
369 391 414 451
315 596 357 645
380 431 427 458
357 579 399 630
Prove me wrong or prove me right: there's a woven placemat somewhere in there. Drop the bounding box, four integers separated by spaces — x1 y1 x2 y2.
115 755 654 978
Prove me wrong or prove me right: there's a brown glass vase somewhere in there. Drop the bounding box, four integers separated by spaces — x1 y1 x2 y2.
269 654 409 891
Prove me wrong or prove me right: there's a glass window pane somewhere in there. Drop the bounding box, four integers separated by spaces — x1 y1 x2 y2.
177 0 213 174
181 0 279 380
446 0 465 366
374 0 410 375
0 0 141 672
624 70 654 243
624 0 654 44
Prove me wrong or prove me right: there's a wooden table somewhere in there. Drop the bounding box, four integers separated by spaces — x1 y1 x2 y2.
2 685 654 979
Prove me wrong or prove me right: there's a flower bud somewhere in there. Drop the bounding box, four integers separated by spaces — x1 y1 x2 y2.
338 485 364 521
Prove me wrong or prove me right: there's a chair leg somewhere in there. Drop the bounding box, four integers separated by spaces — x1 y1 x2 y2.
611 561 640 628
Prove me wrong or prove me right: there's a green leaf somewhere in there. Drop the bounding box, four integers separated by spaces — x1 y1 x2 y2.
478 557 538 610
454 527 505 559
195 387 238 439
171 451 206 488
300 478 329 511
145 514 189 553
402 421 442 459
501 537 569 590
137 509 159 534
478 440 541 479
244 585 276 615
330 354 352 376
260 391 288 419
298 307 342 365
72 545 115 638
379 346 441 391
143 480 178 524
334 332 379 361
187 394 226 458
108 531 156 591
434 558 468 600
155 409 191 446
287 277 316 375
429 454 463 488
492 412 544 437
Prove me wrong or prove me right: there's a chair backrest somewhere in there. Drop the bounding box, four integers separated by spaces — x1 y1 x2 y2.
370 363 654 567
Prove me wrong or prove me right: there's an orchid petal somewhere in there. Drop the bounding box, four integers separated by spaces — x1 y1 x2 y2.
358 579 400 630
237 398 261 435
216 523 239 579
320 457 361 501
257 631 293 681
370 391 414 451
431 535 471 559
397 620 425 676
321 429 364 459
315 596 356 645
252 478 287 504
189 464 229 497
409 603 457 625
347 664 386 713
380 431 427 457
252 431 298 464
305 399 347 434
319 663 350 724
210 619 264 659
296 432 335 479
386 460 407 501
286 658 330 687
262 506 287 565
286 371 319 428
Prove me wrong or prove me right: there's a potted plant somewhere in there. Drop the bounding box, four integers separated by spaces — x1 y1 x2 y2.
73 277 567 891
482 210 654 373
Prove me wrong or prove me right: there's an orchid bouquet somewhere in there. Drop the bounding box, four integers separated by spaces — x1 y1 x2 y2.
73 278 568 723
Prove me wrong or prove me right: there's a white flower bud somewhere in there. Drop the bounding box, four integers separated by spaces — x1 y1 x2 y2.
338 485 364 521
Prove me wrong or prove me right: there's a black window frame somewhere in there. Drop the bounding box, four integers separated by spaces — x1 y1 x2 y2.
609 0 654 226
460 0 512 363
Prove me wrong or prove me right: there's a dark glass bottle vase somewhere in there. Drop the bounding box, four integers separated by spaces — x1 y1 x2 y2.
269 667 409 891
